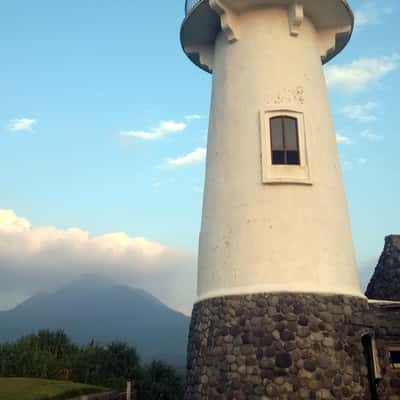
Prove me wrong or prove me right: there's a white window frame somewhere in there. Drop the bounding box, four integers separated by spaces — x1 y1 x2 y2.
259 109 312 185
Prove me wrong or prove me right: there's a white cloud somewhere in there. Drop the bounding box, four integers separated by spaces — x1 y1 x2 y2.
120 120 187 141
341 157 367 172
357 157 367 166
152 180 163 191
336 133 352 145
342 160 353 171
166 147 206 168
0 210 196 312
360 130 384 142
160 121 187 133
193 186 203 194
355 3 393 27
0 210 31 233
151 177 175 192
325 54 400 92
185 114 203 121
355 11 369 27
342 102 378 123
9 118 37 132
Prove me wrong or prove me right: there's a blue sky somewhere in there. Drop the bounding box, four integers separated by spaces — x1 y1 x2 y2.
0 0 398 312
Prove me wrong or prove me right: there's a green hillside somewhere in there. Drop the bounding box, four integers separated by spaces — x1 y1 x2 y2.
0 378 108 400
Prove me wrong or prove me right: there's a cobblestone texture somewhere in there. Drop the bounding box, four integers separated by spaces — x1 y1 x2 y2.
185 293 371 400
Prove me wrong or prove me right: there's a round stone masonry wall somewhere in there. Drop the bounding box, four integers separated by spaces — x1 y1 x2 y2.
185 293 370 400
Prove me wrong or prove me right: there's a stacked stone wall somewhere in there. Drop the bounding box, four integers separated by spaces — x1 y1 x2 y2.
185 293 370 400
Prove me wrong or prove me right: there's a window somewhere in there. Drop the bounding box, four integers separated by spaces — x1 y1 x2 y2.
270 116 300 165
389 347 400 369
260 109 312 185
362 334 381 400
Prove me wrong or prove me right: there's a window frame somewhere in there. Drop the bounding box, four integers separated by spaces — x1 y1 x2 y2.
260 109 312 185
269 115 300 166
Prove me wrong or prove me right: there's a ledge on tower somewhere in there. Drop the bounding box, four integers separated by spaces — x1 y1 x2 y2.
181 0 354 73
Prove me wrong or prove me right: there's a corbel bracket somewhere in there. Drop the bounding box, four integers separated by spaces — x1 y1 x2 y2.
288 2 304 36
318 26 351 62
209 0 240 43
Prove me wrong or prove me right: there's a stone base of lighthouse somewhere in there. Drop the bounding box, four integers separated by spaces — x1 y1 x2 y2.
185 293 370 400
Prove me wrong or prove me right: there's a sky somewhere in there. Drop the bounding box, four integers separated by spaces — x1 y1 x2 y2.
0 0 398 315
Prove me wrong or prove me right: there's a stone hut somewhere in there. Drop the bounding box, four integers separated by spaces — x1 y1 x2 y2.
364 235 400 399
367 235 400 302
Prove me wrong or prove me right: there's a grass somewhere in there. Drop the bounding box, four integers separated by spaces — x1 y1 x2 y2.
0 377 109 400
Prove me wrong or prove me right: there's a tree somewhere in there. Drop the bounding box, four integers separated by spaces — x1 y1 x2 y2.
0 330 184 399
137 361 184 400
73 342 140 390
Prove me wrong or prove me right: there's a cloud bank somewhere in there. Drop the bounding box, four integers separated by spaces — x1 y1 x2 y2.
0 210 196 314
166 147 207 168
325 54 399 92
120 120 187 141
342 102 378 123
360 130 384 142
355 3 393 27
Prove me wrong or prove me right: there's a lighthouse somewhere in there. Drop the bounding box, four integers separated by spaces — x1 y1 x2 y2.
181 1 371 398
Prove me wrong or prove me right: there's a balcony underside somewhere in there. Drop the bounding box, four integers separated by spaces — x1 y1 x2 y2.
181 0 354 73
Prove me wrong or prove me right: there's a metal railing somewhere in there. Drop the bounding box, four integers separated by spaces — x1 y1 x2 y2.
185 0 203 15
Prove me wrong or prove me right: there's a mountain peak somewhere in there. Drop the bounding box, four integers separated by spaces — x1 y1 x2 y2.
65 274 116 290
0 277 190 366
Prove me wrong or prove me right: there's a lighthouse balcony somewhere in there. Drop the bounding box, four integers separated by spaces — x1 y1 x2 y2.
181 0 354 73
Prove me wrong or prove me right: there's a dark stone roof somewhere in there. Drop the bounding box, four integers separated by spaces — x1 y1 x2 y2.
366 235 400 301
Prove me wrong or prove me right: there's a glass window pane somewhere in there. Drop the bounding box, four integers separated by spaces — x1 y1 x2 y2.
286 151 300 165
391 351 400 364
270 118 284 150
272 150 285 165
284 117 298 151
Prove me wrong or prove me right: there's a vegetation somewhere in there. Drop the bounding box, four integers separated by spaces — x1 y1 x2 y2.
0 330 184 400
137 361 185 400
0 378 107 400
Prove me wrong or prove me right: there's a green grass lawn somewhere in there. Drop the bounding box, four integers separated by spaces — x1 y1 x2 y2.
0 378 109 400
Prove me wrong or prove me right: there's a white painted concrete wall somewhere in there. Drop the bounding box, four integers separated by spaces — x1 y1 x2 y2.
198 7 363 301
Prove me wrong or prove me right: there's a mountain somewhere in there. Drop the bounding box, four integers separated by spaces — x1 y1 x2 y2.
0 276 190 367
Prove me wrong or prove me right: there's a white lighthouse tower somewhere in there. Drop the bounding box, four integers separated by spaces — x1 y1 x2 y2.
182 1 369 399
